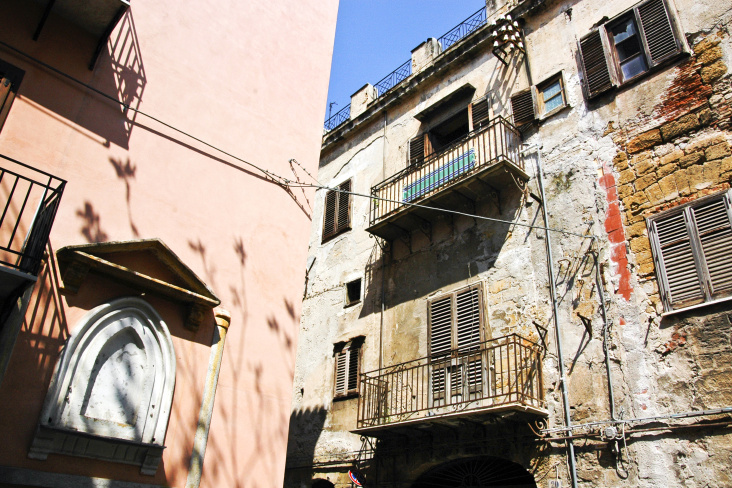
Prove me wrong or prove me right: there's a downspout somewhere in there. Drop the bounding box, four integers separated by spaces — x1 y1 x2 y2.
379 109 388 371
185 308 231 488
526 145 579 488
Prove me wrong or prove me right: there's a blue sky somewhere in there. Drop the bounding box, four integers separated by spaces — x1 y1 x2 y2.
325 0 487 121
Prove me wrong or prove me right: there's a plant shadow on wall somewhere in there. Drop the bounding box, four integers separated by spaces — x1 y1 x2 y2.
187 237 303 487
283 407 328 483
17 8 145 150
109 156 139 237
76 202 108 243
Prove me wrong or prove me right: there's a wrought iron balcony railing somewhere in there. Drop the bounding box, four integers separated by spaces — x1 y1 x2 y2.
356 334 544 431
1 154 66 276
369 116 524 227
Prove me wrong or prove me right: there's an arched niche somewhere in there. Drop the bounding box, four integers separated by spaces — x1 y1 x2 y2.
29 297 176 475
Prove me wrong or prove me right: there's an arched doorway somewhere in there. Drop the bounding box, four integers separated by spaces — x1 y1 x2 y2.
312 479 335 488
412 456 537 488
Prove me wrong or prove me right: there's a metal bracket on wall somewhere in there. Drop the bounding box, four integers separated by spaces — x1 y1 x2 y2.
578 314 593 337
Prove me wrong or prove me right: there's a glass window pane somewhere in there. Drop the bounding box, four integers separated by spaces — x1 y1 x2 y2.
542 80 561 100
616 37 641 61
544 93 563 113
611 18 636 44
621 55 648 81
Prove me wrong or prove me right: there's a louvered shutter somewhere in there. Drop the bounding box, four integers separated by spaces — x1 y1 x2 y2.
334 350 348 395
455 286 483 393
337 180 351 233
637 0 682 66
691 195 732 299
347 344 360 391
471 98 490 129
409 134 426 166
579 30 615 99
510 89 535 127
429 296 452 401
322 189 337 240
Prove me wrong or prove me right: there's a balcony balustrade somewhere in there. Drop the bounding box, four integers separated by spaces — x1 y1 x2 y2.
367 116 528 241
1 154 65 298
354 334 545 436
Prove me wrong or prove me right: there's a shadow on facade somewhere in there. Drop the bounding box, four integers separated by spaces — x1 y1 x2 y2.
284 407 328 485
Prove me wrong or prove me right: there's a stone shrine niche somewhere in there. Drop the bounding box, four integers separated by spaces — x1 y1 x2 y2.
29 297 176 475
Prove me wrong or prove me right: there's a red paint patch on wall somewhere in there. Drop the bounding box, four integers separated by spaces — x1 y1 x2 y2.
599 165 633 301
653 57 712 122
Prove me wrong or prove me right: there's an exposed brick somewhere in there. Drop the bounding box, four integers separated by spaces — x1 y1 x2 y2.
706 142 731 161
631 151 655 174
657 163 678 179
675 169 691 196
694 36 721 54
635 172 658 191
658 174 679 201
687 165 710 190
618 169 636 185
701 60 728 84
645 183 665 205
626 210 645 224
613 151 629 171
661 113 700 141
630 236 651 254
699 108 714 126
623 192 650 212
679 151 705 168
635 249 653 265
628 129 662 154
617 184 633 199
685 134 726 154
627 221 647 238
660 149 684 166
699 45 724 65
703 159 722 184
654 143 675 158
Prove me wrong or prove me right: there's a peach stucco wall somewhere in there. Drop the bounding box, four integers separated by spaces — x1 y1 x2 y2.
0 0 338 486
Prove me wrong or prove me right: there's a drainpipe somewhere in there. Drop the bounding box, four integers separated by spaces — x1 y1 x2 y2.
523 144 578 488
594 240 617 421
185 308 231 488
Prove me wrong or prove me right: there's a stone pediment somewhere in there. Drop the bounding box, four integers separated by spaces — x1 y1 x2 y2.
56 239 220 330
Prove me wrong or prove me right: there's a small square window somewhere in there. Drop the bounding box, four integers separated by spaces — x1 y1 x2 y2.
345 278 362 306
537 74 567 118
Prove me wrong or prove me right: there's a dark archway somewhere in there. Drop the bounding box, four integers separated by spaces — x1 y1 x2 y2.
412 456 537 488
312 479 335 488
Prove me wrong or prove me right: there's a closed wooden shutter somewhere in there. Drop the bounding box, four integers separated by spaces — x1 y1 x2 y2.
637 0 681 66
649 191 732 311
510 89 535 127
322 179 351 241
409 134 426 166
579 30 614 99
692 195 732 298
429 296 453 359
334 340 361 396
471 98 490 129
455 287 482 349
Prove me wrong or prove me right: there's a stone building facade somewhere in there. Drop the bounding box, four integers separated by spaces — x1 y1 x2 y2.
285 0 732 486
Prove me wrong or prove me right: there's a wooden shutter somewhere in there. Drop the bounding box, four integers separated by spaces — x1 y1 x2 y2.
455 287 482 350
637 0 682 66
429 296 453 359
470 98 490 129
579 30 614 99
334 341 361 396
0 75 15 133
692 194 732 299
322 179 351 241
510 89 535 127
409 134 426 166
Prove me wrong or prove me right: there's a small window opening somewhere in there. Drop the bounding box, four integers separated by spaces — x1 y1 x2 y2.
346 278 362 306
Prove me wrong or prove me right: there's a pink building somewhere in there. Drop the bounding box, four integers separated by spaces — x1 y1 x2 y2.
0 1 338 487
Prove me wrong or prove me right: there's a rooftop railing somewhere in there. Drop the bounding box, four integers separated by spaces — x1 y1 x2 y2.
369 116 523 226
1 154 66 276
324 6 489 133
357 334 544 430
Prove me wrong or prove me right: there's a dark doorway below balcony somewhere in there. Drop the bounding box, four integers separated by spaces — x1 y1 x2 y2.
412 456 537 487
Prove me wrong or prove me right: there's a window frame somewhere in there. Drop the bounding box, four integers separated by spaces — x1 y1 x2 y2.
322 179 352 242
333 338 363 399
578 0 687 100
345 278 362 307
647 189 732 314
0 59 25 134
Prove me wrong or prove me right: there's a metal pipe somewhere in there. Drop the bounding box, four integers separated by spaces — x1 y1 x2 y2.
524 143 579 488
593 240 617 420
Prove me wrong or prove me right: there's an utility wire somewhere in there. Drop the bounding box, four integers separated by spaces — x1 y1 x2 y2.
1 39 597 241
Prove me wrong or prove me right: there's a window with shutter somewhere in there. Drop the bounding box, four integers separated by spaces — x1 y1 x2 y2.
648 190 732 312
428 283 486 402
510 89 535 127
322 179 352 242
0 60 24 134
334 338 363 398
470 97 490 130
578 0 685 99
